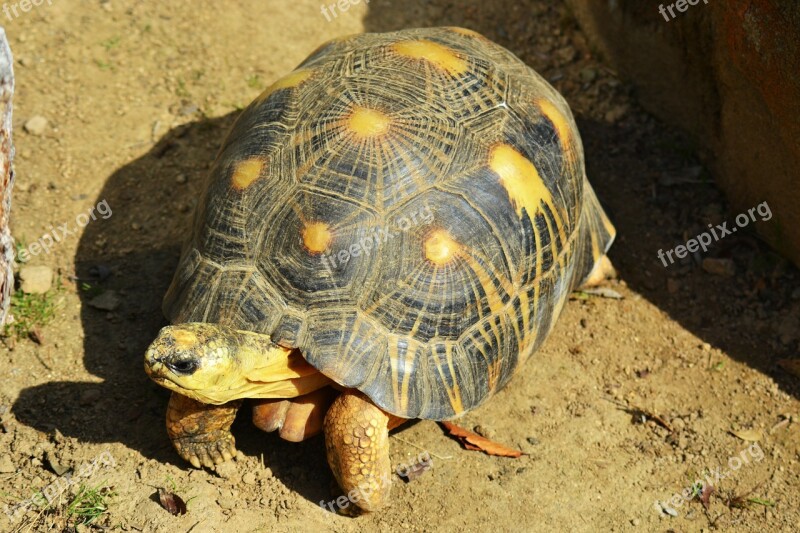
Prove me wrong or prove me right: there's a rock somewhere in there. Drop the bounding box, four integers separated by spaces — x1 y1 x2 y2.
19 265 53 294
473 424 496 439
604 105 629 123
214 460 237 479
23 115 48 135
88 264 112 282
666 278 680 294
242 472 257 485
0 454 14 473
579 67 597 83
702 257 735 276
79 389 102 406
88 290 120 311
175 173 187 184
217 494 236 510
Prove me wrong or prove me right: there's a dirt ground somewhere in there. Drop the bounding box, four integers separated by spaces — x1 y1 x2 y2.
1 1 798 532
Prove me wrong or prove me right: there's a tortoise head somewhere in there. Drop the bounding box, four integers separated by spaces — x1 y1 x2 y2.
144 323 330 404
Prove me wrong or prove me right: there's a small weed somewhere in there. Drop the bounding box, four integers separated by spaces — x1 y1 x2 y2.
80 282 104 298
101 36 121 51
176 78 190 98
66 482 115 525
3 286 60 339
745 497 776 508
95 59 113 71
246 74 263 90
14 239 28 264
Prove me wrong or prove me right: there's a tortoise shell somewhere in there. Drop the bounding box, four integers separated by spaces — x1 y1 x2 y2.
163 27 615 420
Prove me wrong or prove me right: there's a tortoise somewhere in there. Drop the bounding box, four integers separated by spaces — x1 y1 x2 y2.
144 27 616 512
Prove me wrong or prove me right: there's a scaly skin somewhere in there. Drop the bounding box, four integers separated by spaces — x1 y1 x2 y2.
166 392 240 468
323 389 406 512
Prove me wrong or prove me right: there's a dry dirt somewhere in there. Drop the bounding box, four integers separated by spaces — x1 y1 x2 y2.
1 1 799 532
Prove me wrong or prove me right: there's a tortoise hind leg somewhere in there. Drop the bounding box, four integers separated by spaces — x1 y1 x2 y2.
166 392 240 468
323 389 405 512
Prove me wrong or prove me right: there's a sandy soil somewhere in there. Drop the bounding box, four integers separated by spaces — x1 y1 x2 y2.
1 1 798 532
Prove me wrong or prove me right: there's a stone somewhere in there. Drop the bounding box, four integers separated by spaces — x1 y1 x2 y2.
19 265 53 294
23 115 48 135
88 290 120 311
702 258 735 277
0 454 14 473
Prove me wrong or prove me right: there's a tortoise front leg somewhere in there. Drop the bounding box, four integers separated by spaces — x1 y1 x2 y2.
323 389 406 511
166 392 240 468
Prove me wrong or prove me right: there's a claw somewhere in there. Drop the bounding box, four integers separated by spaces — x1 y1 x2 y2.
189 455 201 469
221 448 233 462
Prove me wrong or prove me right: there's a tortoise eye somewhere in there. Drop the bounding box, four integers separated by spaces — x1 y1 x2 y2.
167 359 199 375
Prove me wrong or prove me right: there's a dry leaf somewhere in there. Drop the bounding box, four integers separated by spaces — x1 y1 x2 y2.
699 484 714 510
439 421 523 458
581 287 624 300
157 488 187 515
778 359 800 378
397 461 432 483
729 428 762 442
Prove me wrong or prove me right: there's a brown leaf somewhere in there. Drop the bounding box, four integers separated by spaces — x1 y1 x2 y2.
699 483 714 510
157 488 187 516
396 461 432 483
439 421 523 458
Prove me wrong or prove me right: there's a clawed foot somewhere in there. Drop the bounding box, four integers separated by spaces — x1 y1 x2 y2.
172 429 237 468
165 393 241 469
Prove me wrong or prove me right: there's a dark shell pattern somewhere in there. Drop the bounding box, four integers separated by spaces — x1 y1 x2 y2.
164 27 616 420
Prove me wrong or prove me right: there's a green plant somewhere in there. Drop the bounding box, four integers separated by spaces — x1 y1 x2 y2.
66 483 115 525
3 286 60 338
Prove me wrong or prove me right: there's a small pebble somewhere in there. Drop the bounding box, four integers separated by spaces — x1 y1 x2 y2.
474 424 496 439
19 265 53 294
88 290 121 311
702 257 735 277
215 460 237 479
0 454 15 473
23 115 48 135
217 495 236 510
242 472 257 485
175 174 187 184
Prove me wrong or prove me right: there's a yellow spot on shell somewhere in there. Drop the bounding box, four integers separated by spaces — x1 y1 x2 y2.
391 39 468 76
490 144 564 228
537 99 576 165
446 27 486 39
424 230 460 265
348 107 392 138
490 143 568 276
302 222 332 254
231 158 264 190
255 69 313 103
